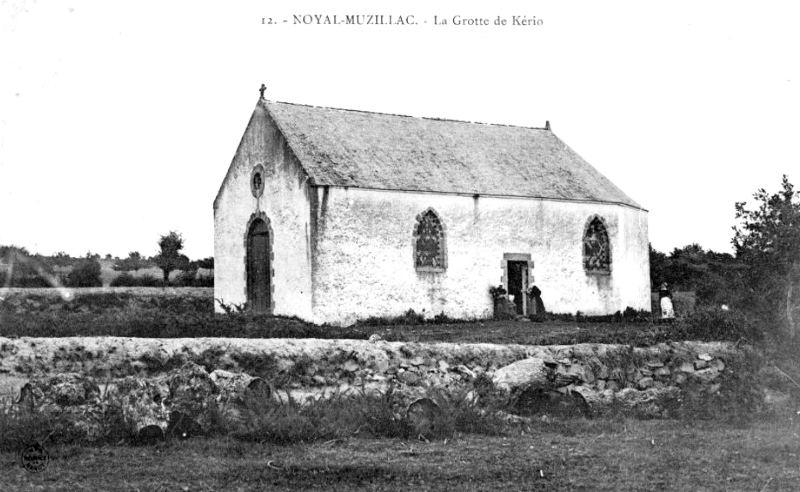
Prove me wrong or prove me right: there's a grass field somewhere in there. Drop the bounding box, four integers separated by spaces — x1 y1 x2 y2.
0 289 744 346
1 417 798 491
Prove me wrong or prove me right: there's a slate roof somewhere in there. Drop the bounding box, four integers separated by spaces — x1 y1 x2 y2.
263 100 642 209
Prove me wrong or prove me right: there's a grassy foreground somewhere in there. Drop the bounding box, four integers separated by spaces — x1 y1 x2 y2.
1 417 799 491
0 290 747 346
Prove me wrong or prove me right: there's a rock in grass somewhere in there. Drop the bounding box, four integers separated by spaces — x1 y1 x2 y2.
16 373 106 441
18 373 101 409
165 363 219 437
107 376 170 441
406 397 441 439
210 369 270 402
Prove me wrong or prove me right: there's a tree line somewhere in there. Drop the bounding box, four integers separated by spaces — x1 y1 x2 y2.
0 231 213 288
651 175 799 339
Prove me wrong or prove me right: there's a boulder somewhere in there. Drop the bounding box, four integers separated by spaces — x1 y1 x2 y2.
690 368 721 384
107 377 171 441
210 369 270 402
493 358 551 393
18 373 100 409
210 369 270 431
406 397 441 438
165 363 219 436
17 373 106 441
570 386 616 414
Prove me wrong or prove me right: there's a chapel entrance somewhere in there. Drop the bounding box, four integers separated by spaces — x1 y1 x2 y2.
507 260 529 315
246 218 271 313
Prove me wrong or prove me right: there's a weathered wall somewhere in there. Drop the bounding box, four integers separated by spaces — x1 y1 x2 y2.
213 103 314 318
0 337 743 421
311 188 649 325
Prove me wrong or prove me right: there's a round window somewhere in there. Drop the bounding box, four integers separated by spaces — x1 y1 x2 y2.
251 166 265 197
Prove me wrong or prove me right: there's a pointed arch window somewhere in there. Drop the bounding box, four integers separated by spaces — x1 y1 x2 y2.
413 209 447 271
583 216 611 274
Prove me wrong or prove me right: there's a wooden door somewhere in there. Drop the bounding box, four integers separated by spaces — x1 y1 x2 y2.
247 219 271 313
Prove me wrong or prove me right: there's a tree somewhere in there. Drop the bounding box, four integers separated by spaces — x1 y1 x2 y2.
733 175 800 337
113 251 146 272
650 243 744 305
196 257 214 270
649 243 668 289
66 257 103 287
50 251 75 268
154 231 190 282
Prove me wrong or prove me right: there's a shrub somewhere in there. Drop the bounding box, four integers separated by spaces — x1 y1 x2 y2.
173 270 213 287
356 309 426 326
672 307 762 343
110 272 136 287
193 275 214 287
65 258 103 287
110 273 165 287
0 271 53 288
173 270 197 287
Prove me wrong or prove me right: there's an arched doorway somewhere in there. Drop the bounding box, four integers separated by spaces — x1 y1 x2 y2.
246 218 272 313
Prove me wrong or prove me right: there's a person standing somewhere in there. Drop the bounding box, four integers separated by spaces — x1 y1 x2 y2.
527 284 545 317
659 283 675 320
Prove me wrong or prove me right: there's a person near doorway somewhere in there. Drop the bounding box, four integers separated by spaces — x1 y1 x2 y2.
659 283 675 320
527 284 545 318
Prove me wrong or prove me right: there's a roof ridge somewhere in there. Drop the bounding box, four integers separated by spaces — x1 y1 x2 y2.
269 99 549 131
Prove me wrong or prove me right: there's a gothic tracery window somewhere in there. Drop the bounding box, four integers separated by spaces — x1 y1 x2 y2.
583 216 611 273
414 209 446 271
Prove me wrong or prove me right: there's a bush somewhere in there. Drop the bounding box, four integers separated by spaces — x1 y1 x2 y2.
671 307 762 343
356 309 426 326
173 270 213 287
173 270 197 287
110 273 166 287
0 271 54 288
110 272 135 287
65 258 103 287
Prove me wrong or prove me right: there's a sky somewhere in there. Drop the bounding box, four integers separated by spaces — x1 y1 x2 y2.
1 1 798 260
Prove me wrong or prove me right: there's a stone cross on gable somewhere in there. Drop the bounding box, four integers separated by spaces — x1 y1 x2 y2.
259 84 267 98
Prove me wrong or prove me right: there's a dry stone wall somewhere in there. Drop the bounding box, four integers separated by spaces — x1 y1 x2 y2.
0 337 745 423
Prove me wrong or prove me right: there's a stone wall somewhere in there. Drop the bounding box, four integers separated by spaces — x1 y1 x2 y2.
0 337 744 419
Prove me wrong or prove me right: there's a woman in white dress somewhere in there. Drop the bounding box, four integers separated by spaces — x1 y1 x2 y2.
659 283 675 320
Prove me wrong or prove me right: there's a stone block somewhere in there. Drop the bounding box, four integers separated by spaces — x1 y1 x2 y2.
637 377 654 390
654 367 671 378
493 358 550 393
690 368 720 384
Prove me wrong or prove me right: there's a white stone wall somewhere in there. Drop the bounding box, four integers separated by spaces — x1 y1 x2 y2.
213 105 314 319
311 188 650 325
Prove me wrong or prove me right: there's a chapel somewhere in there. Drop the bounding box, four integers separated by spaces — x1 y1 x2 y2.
213 90 650 325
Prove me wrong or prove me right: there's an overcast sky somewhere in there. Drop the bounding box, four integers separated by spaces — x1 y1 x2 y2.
1 1 798 260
